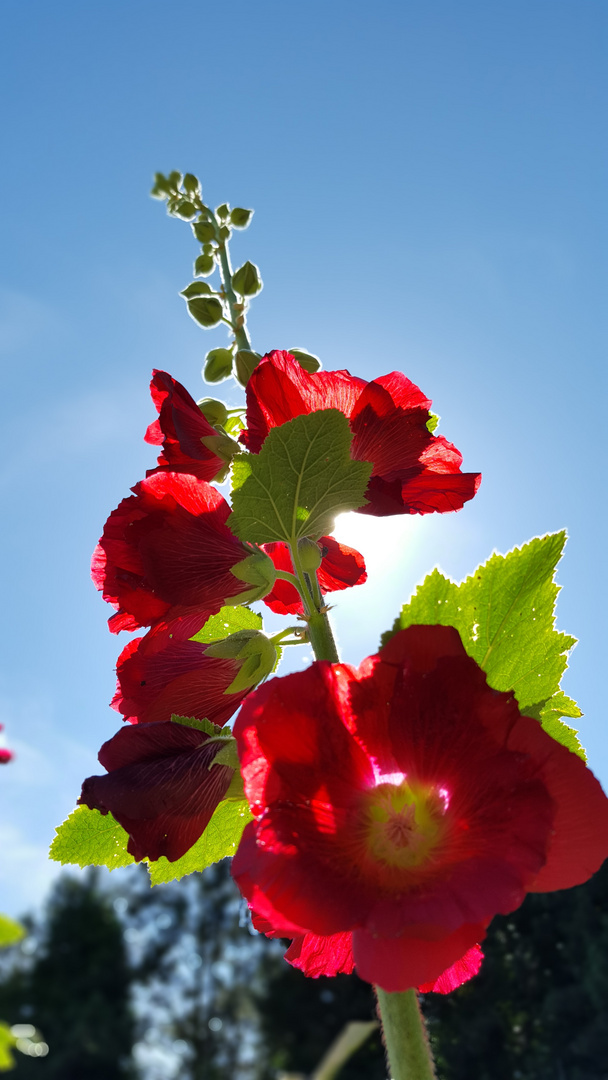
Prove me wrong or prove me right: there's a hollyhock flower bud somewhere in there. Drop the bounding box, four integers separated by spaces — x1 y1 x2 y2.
145 370 226 481
262 536 366 616
112 611 251 728
240 350 481 517
297 537 323 573
232 625 608 993
205 630 278 693
79 719 234 862
91 472 262 633
230 549 277 604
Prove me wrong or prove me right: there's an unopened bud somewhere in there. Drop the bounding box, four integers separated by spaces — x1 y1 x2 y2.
203 348 234 383
182 173 201 196
298 537 323 573
289 349 322 373
194 254 215 277
187 297 223 328
200 432 240 464
198 397 229 428
205 630 277 694
235 349 262 386
232 261 262 297
192 219 216 243
229 550 276 603
230 207 253 229
216 203 230 220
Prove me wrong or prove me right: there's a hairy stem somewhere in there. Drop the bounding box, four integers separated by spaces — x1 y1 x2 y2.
375 988 436 1080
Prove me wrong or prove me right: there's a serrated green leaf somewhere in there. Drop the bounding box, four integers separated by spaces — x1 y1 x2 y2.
0 914 25 948
146 798 252 885
189 605 262 644
50 806 134 870
170 714 229 737
229 410 372 545
384 533 584 758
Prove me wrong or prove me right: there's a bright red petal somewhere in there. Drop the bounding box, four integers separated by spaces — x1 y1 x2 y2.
352 923 487 993
285 932 355 977
144 370 224 481
417 944 484 994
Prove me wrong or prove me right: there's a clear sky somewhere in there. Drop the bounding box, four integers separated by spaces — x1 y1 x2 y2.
0 0 606 916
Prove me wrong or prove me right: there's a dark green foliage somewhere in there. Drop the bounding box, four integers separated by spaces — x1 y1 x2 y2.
0 871 134 1079
424 859 608 1080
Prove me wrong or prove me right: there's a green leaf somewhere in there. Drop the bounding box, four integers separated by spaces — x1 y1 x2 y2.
170 714 229 737
50 806 134 870
426 412 440 433
383 533 584 759
180 281 213 298
187 296 223 327
0 914 25 948
232 260 262 296
146 798 252 885
189 605 262 644
194 254 215 277
229 410 372 545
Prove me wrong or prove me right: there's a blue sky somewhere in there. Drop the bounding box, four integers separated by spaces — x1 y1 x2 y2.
0 0 606 916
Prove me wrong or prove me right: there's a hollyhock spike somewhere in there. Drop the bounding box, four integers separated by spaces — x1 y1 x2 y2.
231 625 608 992
240 350 480 517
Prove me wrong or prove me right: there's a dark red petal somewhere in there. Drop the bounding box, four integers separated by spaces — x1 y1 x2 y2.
285 932 355 977
417 944 484 994
144 370 224 482
80 721 232 862
352 923 487 993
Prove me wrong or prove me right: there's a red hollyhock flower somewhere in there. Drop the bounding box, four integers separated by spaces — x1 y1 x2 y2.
262 536 367 616
145 369 225 481
80 720 233 862
240 350 480 517
112 611 249 728
232 625 608 993
92 472 259 633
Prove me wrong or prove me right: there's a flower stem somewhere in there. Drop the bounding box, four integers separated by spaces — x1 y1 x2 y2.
307 609 340 663
375 988 436 1080
212 217 253 353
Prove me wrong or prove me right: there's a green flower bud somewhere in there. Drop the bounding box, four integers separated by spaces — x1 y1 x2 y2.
194 254 215 277
198 397 229 428
232 261 263 297
180 281 213 299
168 171 183 190
192 219 216 244
216 203 230 220
203 348 234 383
229 549 276 603
289 348 322 373
205 630 278 694
218 225 231 242
175 199 197 220
297 537 323 572
150 172 172 199
235 349 262 386
230 207 253 229
187 296 223 328
182 173 201 195
200 432 241 464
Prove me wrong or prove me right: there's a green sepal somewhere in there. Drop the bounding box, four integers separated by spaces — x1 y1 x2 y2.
189 605 262 644
232 260 262 297
289 348 322 373
194 253 215 277
170 714 229 738
229 409 372 545
187 296 223 327
209 737 239 771
181 281 213 298
203 347 234 383
230 549 276 593
205 629 278 692
382 532 585 759
230 207 253 228
201 432 241 464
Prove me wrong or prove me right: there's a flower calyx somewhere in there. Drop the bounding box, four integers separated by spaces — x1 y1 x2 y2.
229 548 277 604
204 629 277 694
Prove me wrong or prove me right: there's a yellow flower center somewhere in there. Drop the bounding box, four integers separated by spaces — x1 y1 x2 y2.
362 780 447 870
